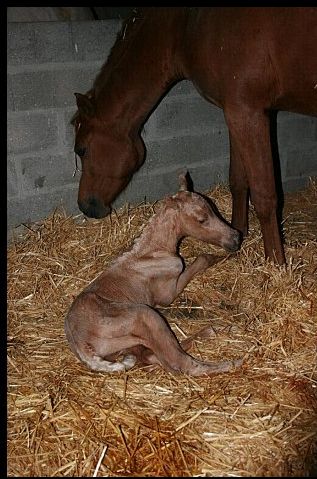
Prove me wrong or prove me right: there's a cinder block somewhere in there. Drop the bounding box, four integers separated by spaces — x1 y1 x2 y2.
7 159 19 198
7 185 80 230
113 157 229 209
113 168 153 207
277 113 317 146
149 96 227 140
7 112 58 155
285 145 317 178
166 80 199 97
282 177 311 193
123 167 179 204
70 20 120 62
186 162 230 192
8 22 73 65
145 132 229 171
8 20 121 66
9 66 101 111
19 151 79 195
63 109 77 147
7 76 14 111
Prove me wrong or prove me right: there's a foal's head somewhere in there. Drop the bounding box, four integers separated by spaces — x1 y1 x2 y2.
172 173 241 252
72 92 144 218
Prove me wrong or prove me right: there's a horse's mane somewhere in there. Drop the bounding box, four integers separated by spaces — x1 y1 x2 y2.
71 8 148 125
93 8 147 93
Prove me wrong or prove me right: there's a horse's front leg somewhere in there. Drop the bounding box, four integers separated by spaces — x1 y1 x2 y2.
175 254 221 297
155 255 219 306
225 107 285 265
229 132 249 238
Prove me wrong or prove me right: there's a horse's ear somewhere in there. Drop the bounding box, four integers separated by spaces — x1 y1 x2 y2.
178 170 193 192
74 92 95 118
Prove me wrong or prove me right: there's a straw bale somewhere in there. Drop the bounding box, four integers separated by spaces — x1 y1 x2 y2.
8 179 317 477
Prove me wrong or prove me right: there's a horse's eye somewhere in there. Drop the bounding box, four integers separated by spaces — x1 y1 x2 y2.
198 217 207 224
74 146 86 158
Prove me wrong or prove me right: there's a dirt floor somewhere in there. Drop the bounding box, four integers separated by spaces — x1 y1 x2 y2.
7 179 317 477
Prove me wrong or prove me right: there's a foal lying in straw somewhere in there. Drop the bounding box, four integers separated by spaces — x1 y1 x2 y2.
65 173 243 376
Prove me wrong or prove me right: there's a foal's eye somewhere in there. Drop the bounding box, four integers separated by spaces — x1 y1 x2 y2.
198 217 207 224
74 146 86 158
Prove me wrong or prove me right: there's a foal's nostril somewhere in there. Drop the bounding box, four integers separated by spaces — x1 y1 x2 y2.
233 230 242 250
225 230 242 252
78 197 111 219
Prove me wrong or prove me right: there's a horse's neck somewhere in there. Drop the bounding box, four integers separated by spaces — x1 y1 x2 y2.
131 206 181 256
94 10 186 132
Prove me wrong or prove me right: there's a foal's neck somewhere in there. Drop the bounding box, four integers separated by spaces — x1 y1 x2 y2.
94 9 186 133
132 206 182 256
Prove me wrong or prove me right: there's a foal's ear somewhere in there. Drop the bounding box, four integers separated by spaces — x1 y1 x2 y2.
74 92 95 118
178 170 193 192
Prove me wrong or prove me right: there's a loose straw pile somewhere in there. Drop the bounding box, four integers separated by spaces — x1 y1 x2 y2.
8 179 317 476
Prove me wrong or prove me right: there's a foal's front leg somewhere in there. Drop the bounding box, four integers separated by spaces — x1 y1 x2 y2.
175 254 221 297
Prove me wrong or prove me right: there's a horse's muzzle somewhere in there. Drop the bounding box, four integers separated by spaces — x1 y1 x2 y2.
78 197 111 219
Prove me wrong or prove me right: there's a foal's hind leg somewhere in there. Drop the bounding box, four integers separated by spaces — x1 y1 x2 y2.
136 325 218 370
66 293 241 376
126 304 241 376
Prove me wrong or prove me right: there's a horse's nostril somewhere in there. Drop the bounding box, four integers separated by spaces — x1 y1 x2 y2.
78 198 111 219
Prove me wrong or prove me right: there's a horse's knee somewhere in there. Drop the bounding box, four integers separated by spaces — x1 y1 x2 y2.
250 190 277 221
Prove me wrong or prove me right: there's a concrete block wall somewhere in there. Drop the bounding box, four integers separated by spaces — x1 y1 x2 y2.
7 20 317 236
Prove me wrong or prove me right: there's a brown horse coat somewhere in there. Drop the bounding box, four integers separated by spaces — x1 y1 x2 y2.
72 7 317 264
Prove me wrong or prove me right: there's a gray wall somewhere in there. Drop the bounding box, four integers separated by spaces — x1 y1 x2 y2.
7 20 317 236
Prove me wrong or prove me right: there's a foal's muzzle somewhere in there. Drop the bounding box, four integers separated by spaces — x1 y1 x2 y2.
223 230 241 252
78 197 111 219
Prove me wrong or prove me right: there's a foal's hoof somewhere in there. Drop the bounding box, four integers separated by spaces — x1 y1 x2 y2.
190 357 244 377
200 253 223 267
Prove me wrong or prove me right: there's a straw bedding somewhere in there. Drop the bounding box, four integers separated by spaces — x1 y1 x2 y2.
8 179 317 477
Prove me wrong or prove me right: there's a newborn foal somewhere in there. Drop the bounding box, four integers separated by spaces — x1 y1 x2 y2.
65 173 241 376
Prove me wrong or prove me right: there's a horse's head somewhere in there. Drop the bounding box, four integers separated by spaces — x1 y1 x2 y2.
72 92 144 218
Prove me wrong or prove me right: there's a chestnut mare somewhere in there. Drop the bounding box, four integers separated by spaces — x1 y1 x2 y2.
72 7 317 265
